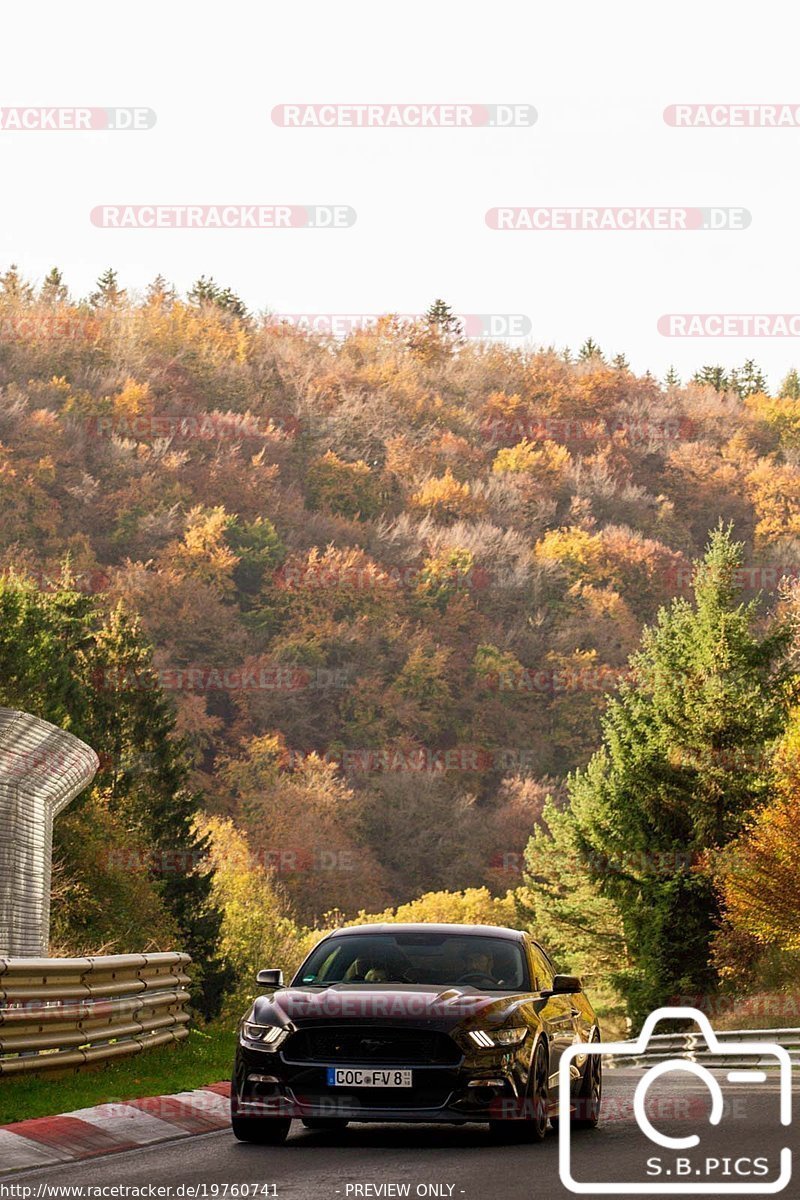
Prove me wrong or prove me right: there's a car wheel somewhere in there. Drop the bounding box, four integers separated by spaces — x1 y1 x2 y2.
301 1118 349 1131
574 1032 602 1128
552 1031 602 1132
489 1038 549 1143
231 1116 292 1144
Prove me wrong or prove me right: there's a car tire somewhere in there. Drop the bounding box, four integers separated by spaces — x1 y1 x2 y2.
231 1116 292 1144
489 1038 549 1144
551 1030 602 1132
301 1119 349 1131
574 1031 602 1129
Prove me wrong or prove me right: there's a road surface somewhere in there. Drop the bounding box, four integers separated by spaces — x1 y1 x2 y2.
7 1070 796 1199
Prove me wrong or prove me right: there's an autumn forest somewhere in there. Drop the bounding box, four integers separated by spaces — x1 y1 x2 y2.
1 268 798 1027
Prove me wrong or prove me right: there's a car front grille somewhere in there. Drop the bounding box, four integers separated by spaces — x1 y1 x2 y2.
284 1026 462 1066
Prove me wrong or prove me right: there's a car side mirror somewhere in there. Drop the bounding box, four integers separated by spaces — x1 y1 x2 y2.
548 973 582 995
256 968 284 989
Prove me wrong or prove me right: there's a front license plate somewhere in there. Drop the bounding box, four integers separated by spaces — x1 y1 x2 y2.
326 1067 413 1088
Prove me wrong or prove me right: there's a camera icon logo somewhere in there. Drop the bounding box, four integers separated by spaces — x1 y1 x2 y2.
558 1006 793 1194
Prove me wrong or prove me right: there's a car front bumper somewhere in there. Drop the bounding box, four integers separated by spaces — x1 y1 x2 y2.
233 1040 532 1124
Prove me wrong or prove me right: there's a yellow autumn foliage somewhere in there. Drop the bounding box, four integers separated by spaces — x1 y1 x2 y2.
410 469 482 522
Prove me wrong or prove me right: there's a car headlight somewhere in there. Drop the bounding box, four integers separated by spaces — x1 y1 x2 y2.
468 1027 528 1049
241 1022 288 1050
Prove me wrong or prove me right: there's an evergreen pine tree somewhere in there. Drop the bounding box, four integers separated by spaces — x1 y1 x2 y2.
693 365 730 393
0 263 34 301
737 359 768 398
578 337 604 361
187 276 247 318
89 268 126 308
779 368 800 399
40 267 68 305
568 527 791 1025
145 274 177 307
425 298 463 342
85 605 231 1015
0 575 230 1015
518 797 628 1015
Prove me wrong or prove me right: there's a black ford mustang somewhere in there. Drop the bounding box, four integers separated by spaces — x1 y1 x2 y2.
231 922 601 1144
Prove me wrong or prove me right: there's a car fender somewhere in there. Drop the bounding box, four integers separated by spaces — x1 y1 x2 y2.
571 1021 601 1072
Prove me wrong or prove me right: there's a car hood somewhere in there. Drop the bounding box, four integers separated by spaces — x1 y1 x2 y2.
249 982 534 1032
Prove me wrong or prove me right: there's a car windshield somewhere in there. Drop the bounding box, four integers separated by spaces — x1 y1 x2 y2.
295 932 529 990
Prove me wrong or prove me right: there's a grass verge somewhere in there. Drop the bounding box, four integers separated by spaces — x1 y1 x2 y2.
0 1026 237 1126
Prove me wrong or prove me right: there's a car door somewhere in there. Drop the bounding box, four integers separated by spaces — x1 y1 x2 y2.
529 940 578 1091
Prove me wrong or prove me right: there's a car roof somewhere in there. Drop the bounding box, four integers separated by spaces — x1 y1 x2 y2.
325 922 527 942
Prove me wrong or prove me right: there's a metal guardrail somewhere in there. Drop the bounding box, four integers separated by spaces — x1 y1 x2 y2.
0 952 192 1075
0 708 99 956
607 1028 800 1069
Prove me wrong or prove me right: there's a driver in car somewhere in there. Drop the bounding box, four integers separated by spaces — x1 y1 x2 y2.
462 948 497 982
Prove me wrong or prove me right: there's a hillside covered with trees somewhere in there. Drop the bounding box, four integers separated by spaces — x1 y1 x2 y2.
1 266 799 1026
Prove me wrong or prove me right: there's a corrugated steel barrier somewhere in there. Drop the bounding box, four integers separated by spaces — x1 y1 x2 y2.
607 1027 800 1069
0 952 192 1075
0 708 99 956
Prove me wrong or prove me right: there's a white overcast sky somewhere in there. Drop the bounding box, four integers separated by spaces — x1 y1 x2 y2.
2 0 800 386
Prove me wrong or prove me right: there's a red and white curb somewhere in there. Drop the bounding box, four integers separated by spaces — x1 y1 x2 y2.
0 1082 231 1174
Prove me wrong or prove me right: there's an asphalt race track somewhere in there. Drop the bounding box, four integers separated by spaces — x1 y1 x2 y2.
9 1070 797 1200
